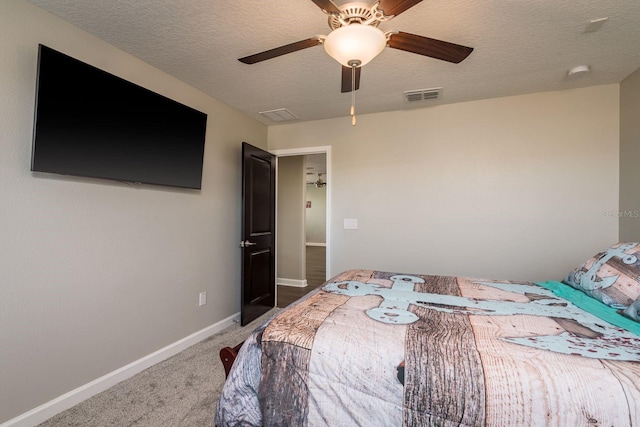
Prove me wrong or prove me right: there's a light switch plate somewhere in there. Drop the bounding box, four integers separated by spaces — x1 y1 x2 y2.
344 218 358 230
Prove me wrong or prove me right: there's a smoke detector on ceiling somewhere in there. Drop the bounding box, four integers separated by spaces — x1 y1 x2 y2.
583 17 608 33
567 65 590 78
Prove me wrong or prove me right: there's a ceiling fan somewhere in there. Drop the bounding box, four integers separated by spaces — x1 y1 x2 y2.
238 0 474 95
307 173 327 188
313 173 327 188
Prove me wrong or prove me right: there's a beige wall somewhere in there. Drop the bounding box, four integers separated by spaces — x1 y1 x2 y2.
276 156 306 281
620 67 640 241
269 85 620 282
0 1 267 422
305 184 327 244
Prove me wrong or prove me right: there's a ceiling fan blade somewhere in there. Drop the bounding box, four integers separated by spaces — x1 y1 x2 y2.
238 37 322 64
309 0 341 15
376 0 423 17
341 66 361 93
387 31 473 63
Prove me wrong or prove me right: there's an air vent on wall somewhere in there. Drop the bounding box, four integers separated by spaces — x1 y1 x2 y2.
259 108 299 122
403 87 442 102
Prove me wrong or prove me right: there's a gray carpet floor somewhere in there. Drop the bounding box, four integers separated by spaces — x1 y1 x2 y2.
38 309 279 426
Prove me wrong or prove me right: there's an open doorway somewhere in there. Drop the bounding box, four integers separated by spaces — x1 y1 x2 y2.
272 146 331 308
303 153 327 288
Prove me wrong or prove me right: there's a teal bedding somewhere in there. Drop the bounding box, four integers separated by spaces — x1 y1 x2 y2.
536 280 640 336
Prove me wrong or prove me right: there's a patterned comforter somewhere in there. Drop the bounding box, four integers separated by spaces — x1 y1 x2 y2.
215 270 640 426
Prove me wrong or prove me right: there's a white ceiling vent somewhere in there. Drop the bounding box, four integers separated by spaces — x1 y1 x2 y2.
259 108 299 122
403 87 442 102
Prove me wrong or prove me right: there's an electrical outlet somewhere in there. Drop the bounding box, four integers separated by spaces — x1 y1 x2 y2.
199 291 207 306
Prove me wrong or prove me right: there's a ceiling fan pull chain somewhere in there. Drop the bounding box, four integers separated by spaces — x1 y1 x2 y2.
351 64 356 125
348 59 361 126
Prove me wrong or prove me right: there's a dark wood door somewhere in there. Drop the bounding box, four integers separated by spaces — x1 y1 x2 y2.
241 142 276 326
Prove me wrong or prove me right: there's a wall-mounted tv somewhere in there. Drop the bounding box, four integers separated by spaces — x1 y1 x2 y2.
31 44 208 189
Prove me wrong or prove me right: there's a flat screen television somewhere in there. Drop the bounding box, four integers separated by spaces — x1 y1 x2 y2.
31 44 208 189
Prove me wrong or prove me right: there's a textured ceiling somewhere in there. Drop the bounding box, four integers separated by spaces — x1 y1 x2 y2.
28 0 640 125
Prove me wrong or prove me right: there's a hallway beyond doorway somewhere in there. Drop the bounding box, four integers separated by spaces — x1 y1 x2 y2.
277 246 326 307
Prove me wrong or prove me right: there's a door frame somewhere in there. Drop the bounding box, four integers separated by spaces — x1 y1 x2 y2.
271 145 332 282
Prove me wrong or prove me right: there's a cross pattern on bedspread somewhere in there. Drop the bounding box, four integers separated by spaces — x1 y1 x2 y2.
322 276 640 361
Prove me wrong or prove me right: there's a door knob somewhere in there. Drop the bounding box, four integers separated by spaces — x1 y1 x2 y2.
240 240 257 248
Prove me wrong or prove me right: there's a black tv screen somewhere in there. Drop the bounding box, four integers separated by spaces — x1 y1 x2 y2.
31 44 207 189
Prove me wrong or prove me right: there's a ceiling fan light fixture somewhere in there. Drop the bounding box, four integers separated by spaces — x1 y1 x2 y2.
323 24 387 67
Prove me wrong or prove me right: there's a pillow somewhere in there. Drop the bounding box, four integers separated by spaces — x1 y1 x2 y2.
621 299 640 322
563 242 640 310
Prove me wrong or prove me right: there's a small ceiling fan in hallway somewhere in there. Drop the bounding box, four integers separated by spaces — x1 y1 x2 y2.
307 173 327 188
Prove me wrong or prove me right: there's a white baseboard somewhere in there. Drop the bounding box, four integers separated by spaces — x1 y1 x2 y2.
1 312 240 427
305 242 326 247
277 278 308 288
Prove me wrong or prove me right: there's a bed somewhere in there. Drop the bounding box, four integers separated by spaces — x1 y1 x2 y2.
216 243 640 426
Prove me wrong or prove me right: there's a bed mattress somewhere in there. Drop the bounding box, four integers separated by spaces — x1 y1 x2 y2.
216 269 640 426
